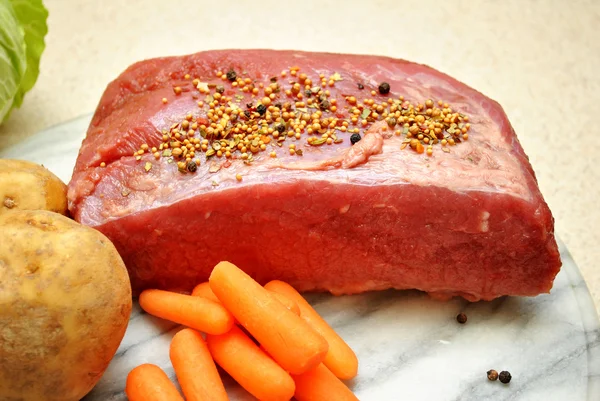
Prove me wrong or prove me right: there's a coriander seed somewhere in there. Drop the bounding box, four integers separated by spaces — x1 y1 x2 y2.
487 370 498 381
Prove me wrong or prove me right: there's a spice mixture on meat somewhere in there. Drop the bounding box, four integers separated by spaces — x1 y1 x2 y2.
116 67 472 174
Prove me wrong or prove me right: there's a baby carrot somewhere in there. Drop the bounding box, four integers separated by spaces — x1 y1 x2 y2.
265 280 358 380
271 291 301 316
209 261 329 374
292 363 359 401
126 364 184 401
170 328 228 401
139 289 234 335
194 281 299 315
191 282 220 302
206 326 295 401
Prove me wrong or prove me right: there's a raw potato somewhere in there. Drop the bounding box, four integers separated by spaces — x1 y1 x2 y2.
0 159 68 215
0 210 132 401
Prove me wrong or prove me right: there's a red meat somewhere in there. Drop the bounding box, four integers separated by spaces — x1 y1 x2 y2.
68 50 561 301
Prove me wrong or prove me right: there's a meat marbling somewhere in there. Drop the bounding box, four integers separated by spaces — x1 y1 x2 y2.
68 49 561 301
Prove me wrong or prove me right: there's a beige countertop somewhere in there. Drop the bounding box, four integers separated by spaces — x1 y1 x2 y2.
1 0 598 310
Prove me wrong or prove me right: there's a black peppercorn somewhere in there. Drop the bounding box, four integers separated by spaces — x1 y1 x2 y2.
305 89 312 97
456 313 467 324
378 82 390 94
226 69 237 82
244 110 251 119
186 160 197 173
499 371 511 384
350 133 361 145
257 104 266 115
357 83 364 90
216 85 225 94
275 123 285 133
487 370 498 381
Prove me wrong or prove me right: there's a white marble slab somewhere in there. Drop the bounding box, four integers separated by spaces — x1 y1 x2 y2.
1 115 599 400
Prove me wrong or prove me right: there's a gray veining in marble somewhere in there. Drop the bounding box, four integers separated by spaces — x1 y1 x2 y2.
1 115 599 401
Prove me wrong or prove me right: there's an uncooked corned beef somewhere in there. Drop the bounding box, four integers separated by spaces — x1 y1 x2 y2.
68 49 561 301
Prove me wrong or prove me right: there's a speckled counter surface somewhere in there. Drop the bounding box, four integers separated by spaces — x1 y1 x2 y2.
1 0 599 310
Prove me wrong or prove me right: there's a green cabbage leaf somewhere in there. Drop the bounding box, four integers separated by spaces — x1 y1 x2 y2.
0 0 48 123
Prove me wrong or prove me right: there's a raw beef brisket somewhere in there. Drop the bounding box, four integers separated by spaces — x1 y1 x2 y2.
68 49 561 301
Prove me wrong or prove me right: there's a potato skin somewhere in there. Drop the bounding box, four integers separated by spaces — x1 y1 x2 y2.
0 159 68 215
0 210 132 401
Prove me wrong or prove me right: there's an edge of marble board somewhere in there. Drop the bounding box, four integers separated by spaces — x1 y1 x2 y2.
558 239 600 400
2 114 600 399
